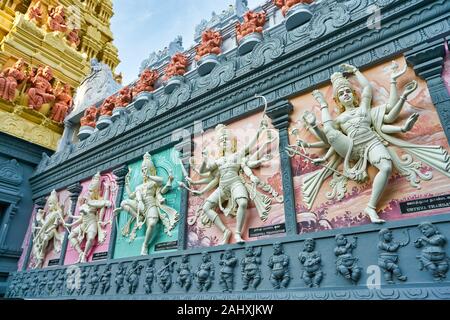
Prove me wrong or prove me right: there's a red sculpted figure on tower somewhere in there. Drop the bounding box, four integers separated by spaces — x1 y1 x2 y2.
80 106 97 127
99 96 116 116
50 83 72 123
116 86 133 107
48 5 68 32
27 66 56 110
195 29 222 61
67 29 81 49
133 69 159 95
27 1 44 25
274 0 314 16
235 11 267 42
163 53 189 81
0 59 27 102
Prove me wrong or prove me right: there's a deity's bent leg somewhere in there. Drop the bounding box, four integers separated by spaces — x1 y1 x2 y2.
366 146 392 223
68 227 83 256
203 192 231 244
141 207 159 255
83 226 98 263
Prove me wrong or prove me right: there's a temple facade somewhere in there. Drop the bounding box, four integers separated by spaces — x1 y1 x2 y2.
0 0 119 295
4 0 450 300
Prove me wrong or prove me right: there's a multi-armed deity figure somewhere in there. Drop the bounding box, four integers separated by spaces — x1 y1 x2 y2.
65 172 112 263
80 106 98 128
183 97 281 244
27 1 44 26
114 153 179 255
288 62 450 223
27 66 55 110
0 59 27 102
30 190 66 269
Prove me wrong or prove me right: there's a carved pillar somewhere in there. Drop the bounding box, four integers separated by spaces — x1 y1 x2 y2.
267 100 298 235
405 39 450 142
0 203 18 247
22 197 47 271
58 183 83 265
175 137 194 250
107 165 129 260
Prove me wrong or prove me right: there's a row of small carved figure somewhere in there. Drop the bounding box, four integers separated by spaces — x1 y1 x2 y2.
0 60 72 124
6 222 448 298
77 1 318 131
27 1 82 49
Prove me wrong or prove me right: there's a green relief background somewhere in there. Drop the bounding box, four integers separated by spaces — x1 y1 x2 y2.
113 148 182 258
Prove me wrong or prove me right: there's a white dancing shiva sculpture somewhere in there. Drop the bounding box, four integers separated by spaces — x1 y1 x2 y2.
181 96 284 244
287 62 450 223
31 190 67 269
114 153 179 255
65 172 112 263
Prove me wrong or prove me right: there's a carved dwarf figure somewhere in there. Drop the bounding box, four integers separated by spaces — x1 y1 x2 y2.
80 106 98 127
268 242 290 289
0 59 27 102
50 83 72 123
27 1 44 26
235 11 266 42
163 53 189 81
55 270 66 296
287 62 450 223
133 69 159 95
65 172 112 263
30 190 66 269
99 96 116 116
114 153 179 255
195 29 222 61
415 222 449 281
126 261 143 294
298 238 323 287
176 255 193 292
77 267 89 295
99 264 112 294
116 86 133 107
144 258 155 294
241 246 262 290
378 228 409 284
184 108 280 244
195 252 215 292
219 249 237 293
334 234 361 284
115 262 126 294
157 257 176 293
274 0 314 16
89 265 101 295
27 66 55 110
47 4 68 33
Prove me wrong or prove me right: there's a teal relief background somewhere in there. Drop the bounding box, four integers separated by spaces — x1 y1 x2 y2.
113 148 182 258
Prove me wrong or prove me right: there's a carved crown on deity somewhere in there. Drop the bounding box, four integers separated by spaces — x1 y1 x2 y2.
142 152 157 176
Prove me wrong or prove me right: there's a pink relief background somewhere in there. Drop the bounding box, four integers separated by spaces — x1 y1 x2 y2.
64 172 118 265
187 112 285 248
17 205 35 271
289 56 450 233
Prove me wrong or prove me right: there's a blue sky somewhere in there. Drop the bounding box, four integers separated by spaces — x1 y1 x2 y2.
111 0 262 85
